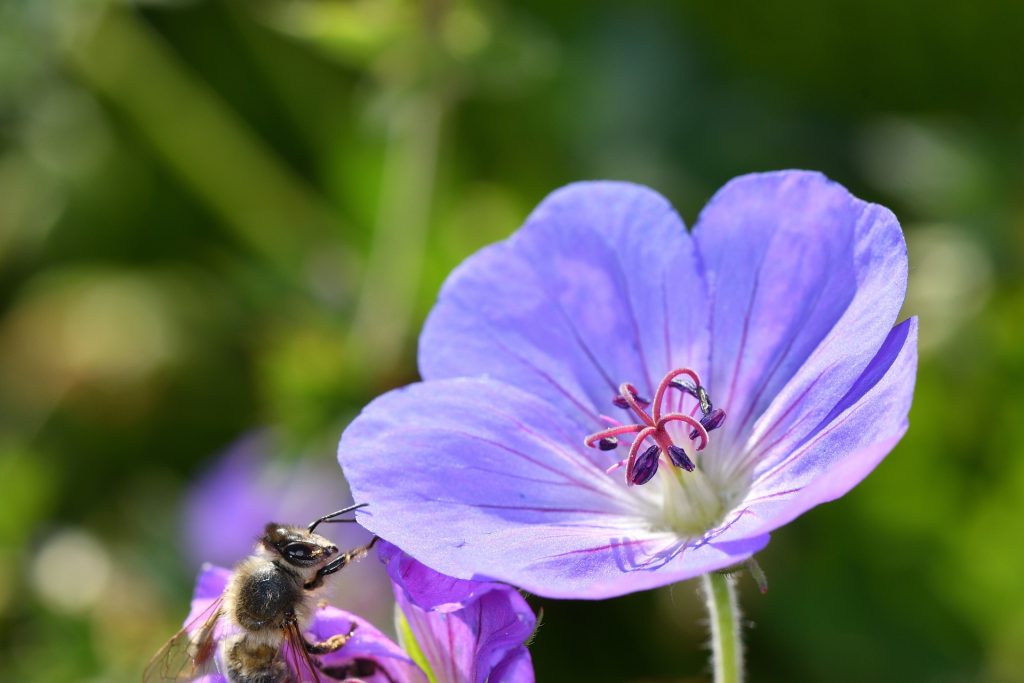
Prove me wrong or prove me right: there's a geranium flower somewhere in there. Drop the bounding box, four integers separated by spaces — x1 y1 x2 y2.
175 543 535 682
339 171 917 599
380 541 535 683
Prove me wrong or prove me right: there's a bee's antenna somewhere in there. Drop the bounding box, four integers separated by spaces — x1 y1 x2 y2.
308 503 368 533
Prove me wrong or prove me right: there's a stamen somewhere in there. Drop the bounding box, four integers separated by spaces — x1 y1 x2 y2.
583 423 645 448
611 383 650 412
667 381 712 415
629 445 660 485
704 408 726 430
605 457 628 474
670 380 697 396
653 368 702 422
583 367 724 486
623 425 657 486
667 445 695 472
657 412 709 450
689 408 726 439
696 386 712 415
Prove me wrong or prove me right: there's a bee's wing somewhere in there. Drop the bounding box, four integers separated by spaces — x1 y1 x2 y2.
284 620 323 683
143 595 224 682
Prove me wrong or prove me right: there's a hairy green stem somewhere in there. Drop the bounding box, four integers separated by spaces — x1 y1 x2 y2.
703 572 744 683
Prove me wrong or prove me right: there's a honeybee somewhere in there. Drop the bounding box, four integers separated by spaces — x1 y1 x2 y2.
145 503 378 682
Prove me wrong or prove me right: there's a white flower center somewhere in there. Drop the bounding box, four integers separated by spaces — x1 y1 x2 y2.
656 465 727 535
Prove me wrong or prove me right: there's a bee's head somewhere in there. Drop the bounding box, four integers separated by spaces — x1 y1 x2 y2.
260 524 338 569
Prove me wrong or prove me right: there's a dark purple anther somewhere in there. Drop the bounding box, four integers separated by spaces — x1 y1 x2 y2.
597 437 619 451
670 380 713 415
703 408 726 431
629 445 660 485
670 380 698 399
696 386 713 415
612 387 649 410
690 408 727 439
667 445 695 472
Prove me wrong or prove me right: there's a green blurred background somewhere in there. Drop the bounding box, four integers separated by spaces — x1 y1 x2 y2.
1 1 1022 681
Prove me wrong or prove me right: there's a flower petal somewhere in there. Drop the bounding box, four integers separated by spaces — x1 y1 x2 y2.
191 563 231 603
399 588 534 683
379 540 489 613
693 171 907 452
487 648 535 683
715 318 917 541
384 543 536 683
183 563 231 634
419 181 709 424
340 378 768 598
309 606 427 683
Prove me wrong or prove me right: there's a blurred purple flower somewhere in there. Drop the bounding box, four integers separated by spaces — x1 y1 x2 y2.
182 431 391 625
179 543 535 683
339 171 918 598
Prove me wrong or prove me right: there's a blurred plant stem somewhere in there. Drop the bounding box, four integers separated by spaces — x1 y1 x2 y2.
703 572 744 683
346 89 442 372
62 6 350 283
345 2 450 375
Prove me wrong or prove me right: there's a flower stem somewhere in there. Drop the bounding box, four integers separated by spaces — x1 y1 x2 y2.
702 572 744 683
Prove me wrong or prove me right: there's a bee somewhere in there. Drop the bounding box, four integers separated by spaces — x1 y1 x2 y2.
145 503 378 682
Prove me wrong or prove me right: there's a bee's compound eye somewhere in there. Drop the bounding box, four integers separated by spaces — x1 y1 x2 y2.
284 542 316 561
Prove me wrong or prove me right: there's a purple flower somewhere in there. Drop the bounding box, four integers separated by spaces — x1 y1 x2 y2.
175 546 535 683
380 541 535 683
339 171 917 599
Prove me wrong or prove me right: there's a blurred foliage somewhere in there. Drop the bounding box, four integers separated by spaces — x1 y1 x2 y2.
1 0 1022 681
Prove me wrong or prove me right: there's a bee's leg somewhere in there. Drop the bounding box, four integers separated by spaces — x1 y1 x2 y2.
303 537 379 590
304 621 358 655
